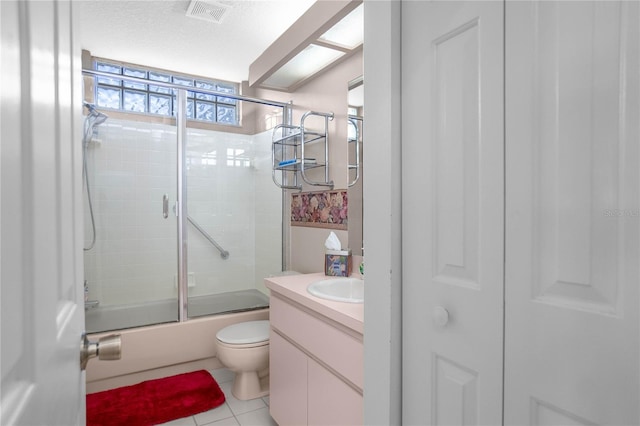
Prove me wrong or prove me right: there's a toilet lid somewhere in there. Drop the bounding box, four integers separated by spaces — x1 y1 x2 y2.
216 320 270 345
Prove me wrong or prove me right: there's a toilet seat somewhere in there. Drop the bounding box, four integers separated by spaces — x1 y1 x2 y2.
216 320 270 345
217 339 268 350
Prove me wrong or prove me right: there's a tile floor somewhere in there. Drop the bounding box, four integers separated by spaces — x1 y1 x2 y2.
158 368 277 426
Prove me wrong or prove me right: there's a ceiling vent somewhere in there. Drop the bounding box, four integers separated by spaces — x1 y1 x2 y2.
186 0 231 24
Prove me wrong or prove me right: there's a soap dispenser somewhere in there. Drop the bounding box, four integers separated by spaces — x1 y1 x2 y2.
359 246 364 276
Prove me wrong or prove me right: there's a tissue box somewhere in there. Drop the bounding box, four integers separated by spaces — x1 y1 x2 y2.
325 249 352 277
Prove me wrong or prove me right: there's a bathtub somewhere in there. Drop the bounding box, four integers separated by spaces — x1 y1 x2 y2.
85 290 270 394
85 289 269 333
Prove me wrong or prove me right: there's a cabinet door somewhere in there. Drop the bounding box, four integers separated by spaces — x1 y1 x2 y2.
269 331 307 426
505 1 640 424
307 358 363 426
401 1 505 424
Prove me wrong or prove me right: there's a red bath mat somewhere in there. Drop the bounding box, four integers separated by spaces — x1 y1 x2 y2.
86 370 225 426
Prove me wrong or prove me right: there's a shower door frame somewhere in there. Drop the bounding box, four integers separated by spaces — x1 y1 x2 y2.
82 69 292 323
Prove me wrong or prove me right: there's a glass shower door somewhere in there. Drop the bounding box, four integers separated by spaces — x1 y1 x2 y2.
184 101 282 318
83 115 180 333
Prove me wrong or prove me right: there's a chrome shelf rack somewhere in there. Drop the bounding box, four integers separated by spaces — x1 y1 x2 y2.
272 110 334 190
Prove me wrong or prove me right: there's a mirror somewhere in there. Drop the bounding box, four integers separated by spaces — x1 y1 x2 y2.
348 76 363 256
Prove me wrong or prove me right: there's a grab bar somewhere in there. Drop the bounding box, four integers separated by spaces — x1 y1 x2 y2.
187 215 230 260
162 194 169 218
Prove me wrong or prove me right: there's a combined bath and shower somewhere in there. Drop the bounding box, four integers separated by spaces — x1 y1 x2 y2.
82 102 108 251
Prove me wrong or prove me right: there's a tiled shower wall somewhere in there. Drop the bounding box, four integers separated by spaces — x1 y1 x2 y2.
83 118 282 306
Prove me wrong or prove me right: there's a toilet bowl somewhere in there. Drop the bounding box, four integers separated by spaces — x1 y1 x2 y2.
216 320 270 400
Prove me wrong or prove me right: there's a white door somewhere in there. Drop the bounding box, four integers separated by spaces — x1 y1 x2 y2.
504 1 640 424
402 1 505 424
1 1 86 424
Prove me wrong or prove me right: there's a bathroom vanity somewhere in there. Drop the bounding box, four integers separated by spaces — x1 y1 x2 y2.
265 273 363 426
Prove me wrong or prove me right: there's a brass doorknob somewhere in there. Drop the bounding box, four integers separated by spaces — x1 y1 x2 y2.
80 333 121 370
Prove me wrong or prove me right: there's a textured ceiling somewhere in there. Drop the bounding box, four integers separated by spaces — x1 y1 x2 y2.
76 0 316 83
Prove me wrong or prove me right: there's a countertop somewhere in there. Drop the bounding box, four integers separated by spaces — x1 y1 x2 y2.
264 273 364 335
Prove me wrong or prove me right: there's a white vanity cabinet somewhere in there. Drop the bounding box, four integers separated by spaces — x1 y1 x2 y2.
266 274 364 426
307 357 362 426
270 331 308 425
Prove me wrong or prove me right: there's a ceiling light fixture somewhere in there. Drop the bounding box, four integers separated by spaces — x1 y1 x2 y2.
249 1 363 91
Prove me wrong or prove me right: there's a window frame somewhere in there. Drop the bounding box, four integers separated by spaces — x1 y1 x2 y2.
93 58 241 127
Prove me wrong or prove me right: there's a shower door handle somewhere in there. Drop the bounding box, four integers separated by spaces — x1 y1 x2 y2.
162 194 169 219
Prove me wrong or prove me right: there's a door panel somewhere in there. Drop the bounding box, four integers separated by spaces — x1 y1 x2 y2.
432 355 479 425
1 1 85 424
433 17 481 291
520 0 625 315
505 1 640 424
403 1 639 424
402 1 504 424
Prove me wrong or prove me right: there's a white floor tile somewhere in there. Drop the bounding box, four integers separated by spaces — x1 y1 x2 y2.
157 415 197 426
194 402 235 425
205 417 240 426
220 381 268 416
235 407 277 426
209 368 235 384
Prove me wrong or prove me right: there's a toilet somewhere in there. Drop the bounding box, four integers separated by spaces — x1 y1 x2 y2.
215 320 270 400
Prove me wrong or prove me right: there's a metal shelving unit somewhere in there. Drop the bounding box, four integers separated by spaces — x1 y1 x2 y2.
272 111 334 190
347 114 363 187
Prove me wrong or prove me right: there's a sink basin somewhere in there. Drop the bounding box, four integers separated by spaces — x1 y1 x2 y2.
307 278 364 303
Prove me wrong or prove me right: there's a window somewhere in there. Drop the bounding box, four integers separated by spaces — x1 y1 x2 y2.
94 60 239 126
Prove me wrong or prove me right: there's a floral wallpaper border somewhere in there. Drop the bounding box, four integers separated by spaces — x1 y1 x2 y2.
291 190 348 230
